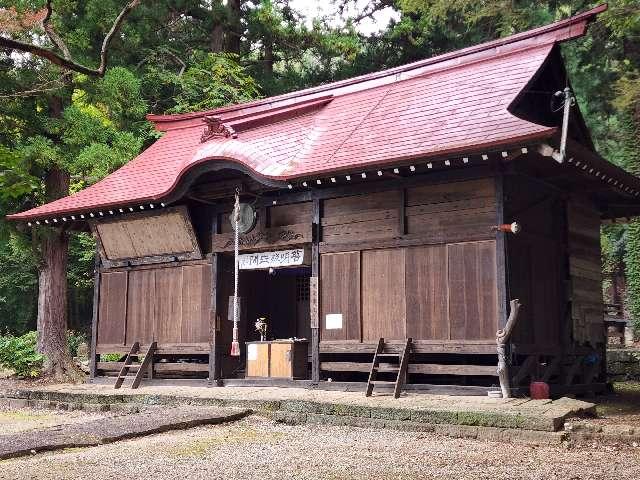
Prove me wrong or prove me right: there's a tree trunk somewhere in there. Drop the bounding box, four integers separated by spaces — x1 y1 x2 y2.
36 95 84 382
225 0 242 54
211 23 224 52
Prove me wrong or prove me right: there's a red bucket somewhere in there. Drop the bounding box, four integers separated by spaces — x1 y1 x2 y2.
530 381 550 400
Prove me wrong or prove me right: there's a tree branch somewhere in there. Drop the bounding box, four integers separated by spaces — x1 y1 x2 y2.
0 0 142 77
43 0 71 60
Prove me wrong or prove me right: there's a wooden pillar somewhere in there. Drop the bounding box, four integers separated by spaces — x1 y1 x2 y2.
495 173 508 329
311 198 321 383
89 252 101 382
398 187 406 236
209 214 221 385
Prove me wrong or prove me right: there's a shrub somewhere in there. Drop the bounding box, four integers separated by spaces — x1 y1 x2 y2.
101 353 122 362
0 331 44 378
67 330 87 358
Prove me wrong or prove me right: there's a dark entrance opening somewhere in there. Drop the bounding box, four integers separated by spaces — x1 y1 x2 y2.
239 266 312 342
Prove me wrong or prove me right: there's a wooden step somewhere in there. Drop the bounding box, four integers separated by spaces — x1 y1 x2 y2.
366 338 412 398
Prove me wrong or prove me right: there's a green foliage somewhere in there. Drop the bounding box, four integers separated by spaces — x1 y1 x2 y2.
167 52 262 114
0 331 43 378
625 220 640 331
101 353 122 362
66 330 87 358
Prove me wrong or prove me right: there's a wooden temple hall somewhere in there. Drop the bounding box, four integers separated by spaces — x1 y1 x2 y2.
9 5 640 396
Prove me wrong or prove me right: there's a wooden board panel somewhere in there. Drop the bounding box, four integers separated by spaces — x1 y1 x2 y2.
567 197 604 345
270 202 312 227
405 245 448 340
447 241 497 340
125 269 156 344
269 343 292 378
181 264 212 343
320 252 361 341
97 271 128 345
322 191 401 244
406 178 494 206
246 343 269 377
212 223 312 252
362 249 406 340
323 190 401 217
95 206 201 261
154 267 183 344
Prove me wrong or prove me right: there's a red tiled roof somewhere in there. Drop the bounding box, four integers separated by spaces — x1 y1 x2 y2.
9 5 607 221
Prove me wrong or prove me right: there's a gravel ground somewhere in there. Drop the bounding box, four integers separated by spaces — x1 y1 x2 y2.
1 416 639 480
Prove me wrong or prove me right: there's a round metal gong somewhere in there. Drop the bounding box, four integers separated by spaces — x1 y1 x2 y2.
229 202 257 234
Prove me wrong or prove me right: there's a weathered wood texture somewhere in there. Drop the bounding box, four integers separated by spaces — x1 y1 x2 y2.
94 206 202 262
405 178 496 243
319 178 499 345
322 190 401 244
505 175 565 349
96 262 212 350
320 241 498 344
320 252 361 341
362 249 406 340
567 197 604 346
212 223 312 253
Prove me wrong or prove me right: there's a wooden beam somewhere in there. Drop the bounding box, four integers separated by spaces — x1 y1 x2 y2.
319 340 498 354
495 174 508 329
89 252 101 381
311 198 321 383
209 214 221 385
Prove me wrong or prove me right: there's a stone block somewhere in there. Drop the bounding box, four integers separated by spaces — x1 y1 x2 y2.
434 424 479 439
332 403 371 418
83 403 110 413
8 398 28 409
370 407 412 421
410 409 458 425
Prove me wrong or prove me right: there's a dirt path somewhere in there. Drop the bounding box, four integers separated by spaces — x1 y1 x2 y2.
2 416 639 480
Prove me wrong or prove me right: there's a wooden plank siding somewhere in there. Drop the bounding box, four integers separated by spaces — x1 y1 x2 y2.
319 177 500 346
567 197 604 346
96 262 212 352
320 252 361 341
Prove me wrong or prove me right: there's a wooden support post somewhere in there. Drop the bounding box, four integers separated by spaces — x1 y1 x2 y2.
209 214 221 386
89 252 101 382
311 198 321 383
398 187 406 236
496 299 521 399
495 174 508 329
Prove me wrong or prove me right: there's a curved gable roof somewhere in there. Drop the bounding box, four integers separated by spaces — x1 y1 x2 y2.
9 5 608 221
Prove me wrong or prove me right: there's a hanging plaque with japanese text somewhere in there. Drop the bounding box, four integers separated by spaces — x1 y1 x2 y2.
238 249 306 270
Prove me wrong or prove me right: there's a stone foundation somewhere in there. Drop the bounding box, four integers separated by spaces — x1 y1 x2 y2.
607 348 640 381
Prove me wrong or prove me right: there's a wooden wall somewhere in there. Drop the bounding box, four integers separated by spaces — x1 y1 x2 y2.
567 197 604 346
320 242 498 343
96 261 211 351
505 176 566 350
318 177 499 344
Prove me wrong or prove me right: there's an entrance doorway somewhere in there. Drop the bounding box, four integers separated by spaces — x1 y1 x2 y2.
239 266 312 342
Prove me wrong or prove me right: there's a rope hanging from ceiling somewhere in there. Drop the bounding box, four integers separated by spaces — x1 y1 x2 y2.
230 188 241 357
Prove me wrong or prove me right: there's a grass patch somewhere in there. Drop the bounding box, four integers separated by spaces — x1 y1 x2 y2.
596 382 640 417
168 426 285 457
0 410 55 422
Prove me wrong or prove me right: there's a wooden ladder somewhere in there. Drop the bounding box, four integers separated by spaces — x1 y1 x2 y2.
366 338 412 399
114 342 157 389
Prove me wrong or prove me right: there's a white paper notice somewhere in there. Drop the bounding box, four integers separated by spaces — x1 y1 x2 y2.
247 343 258 360
325 313 343 330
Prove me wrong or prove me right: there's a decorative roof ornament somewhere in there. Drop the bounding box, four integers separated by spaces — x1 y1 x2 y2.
201 115 237 142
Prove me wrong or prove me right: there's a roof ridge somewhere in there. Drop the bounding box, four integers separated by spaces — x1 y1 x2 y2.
146 4 606 125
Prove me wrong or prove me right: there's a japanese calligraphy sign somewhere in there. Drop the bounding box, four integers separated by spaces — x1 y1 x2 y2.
238 249 306 270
